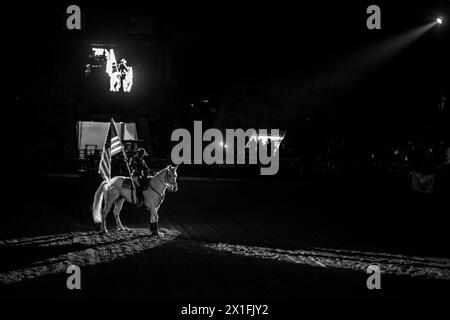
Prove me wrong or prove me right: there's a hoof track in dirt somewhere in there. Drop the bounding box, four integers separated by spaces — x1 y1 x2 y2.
204 243 450 280
0 228 180 285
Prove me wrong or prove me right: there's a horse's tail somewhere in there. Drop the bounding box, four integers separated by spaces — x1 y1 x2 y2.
92 181 106 224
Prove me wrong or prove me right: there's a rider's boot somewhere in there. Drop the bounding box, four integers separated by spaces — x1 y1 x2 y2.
134 186 143 207
137 190 144 207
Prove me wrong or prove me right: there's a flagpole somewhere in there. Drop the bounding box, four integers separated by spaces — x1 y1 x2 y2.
122 148 137 200
111 118 137 201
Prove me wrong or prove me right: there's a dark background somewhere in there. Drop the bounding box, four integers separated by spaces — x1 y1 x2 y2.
3 0 450 174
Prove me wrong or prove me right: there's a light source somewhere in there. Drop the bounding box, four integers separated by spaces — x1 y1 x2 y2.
436 17 443 24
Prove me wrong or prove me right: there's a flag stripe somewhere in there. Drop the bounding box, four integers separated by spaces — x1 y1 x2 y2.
111 142 122 150
98 119 124 182
100 163 109 178
104 152 110 166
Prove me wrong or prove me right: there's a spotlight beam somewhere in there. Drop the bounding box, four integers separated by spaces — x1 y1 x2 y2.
316 21 437 91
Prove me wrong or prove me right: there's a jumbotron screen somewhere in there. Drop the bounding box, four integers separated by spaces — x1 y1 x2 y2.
85 47 134 93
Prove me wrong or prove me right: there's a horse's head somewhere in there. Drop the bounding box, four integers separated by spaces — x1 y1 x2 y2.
165 165 178 192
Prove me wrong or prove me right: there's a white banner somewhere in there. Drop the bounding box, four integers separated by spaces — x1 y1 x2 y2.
411 172 435 194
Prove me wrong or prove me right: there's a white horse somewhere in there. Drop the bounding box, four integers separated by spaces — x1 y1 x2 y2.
92 165 178 235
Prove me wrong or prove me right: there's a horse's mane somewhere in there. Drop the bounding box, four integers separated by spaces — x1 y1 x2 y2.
153 167 168 176
153 165 173 177
111 166 173 182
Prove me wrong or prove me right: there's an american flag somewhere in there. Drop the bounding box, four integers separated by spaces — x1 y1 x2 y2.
99 119 124 182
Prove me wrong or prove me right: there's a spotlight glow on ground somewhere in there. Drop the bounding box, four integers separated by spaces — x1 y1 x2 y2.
436 17 442 24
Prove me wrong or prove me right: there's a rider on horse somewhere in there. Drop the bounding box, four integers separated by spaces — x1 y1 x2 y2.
129 148 155 205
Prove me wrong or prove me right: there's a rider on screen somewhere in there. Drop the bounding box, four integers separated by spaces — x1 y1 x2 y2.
119 59 129 78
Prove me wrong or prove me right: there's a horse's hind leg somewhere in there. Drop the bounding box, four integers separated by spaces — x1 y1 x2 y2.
113 198 127 231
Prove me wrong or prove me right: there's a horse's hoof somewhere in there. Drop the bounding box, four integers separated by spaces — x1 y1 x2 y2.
151 231 164 238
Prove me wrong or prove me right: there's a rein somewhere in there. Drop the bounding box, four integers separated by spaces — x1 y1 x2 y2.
148 170 169 208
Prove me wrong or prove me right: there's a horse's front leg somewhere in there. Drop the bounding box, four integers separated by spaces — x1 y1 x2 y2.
148 205 163 237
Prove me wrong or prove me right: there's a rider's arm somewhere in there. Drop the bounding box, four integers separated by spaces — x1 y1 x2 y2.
142 159 150 171
129 157 138 175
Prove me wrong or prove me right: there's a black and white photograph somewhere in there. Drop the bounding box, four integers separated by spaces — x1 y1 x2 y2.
1 0 449 312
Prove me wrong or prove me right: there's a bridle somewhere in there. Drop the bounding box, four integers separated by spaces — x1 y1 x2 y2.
148 168 178 208
157 169 177 192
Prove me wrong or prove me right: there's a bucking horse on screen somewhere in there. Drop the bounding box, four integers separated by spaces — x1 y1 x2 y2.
92 165 178 236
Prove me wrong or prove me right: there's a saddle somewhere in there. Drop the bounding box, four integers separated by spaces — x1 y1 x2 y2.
122 176 153 190
122 175 165 208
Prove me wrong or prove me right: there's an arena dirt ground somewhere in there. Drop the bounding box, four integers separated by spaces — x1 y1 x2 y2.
0 175 448 299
